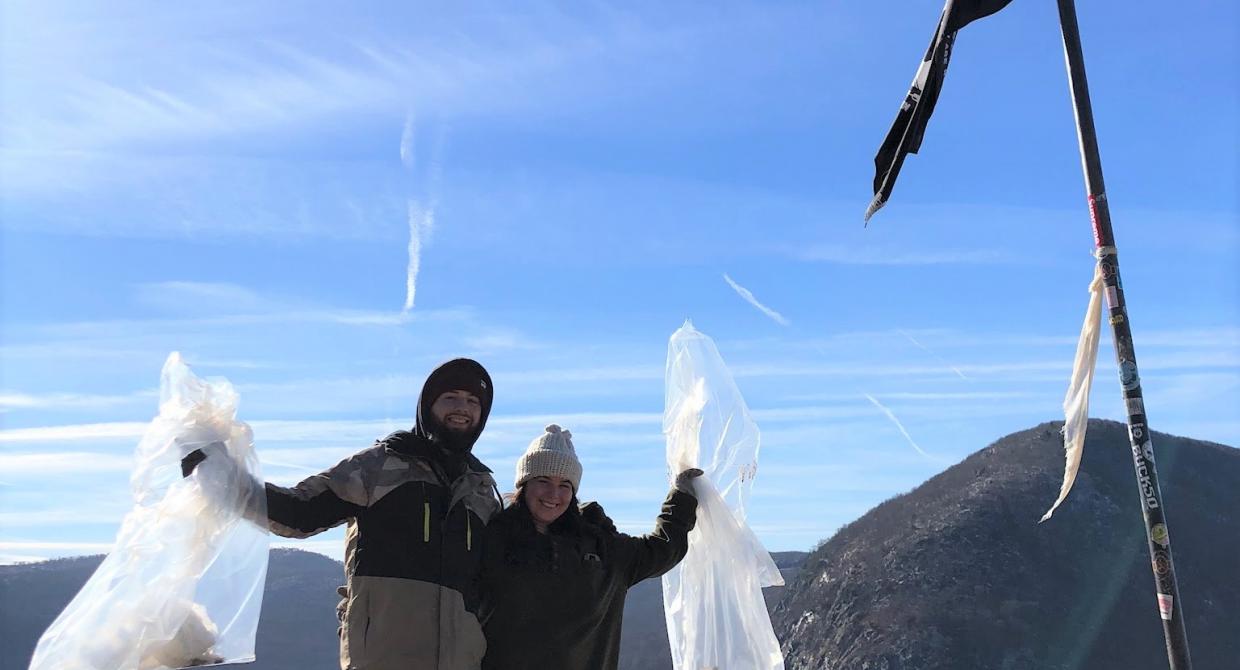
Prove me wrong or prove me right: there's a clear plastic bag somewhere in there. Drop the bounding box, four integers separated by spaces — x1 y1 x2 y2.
662 321 785 670
30 353 269 670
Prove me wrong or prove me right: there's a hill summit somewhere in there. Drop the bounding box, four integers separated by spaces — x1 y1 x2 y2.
771 419 1239 670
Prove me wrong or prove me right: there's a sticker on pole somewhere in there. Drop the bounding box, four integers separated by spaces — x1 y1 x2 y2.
1158 593 1174 621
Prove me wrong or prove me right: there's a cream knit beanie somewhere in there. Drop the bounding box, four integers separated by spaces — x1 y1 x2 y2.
515 424 583 492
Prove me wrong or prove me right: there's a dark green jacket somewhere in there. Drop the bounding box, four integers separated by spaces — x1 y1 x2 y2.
477 490 697 670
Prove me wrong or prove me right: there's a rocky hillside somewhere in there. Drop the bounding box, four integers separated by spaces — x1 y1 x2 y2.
771 419 1239 670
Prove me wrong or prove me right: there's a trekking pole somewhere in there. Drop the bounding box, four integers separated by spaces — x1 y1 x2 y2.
1054 1 1192 667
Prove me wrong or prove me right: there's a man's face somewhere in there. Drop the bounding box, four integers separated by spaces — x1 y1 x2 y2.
430 390 482 434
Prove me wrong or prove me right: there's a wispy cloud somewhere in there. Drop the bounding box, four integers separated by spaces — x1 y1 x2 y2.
899 329 969 379
0 541 117 565
734 350 1240 381
723 274 790 326
0 452 134 473
783 390 1039 403
0 423 148 443
732 360 1064 379
749 325 1240 354
0 541 114 552
5 42 410 154
863 394 934 460
0 390 153 411
0 508 130 527
496 365 664 385
12 305 469 339
462 330 543 353
400 111 416 169
797 245 1010 266
1 8 697 197
134 281 270 314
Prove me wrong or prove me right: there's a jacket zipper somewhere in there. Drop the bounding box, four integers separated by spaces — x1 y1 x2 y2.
422 483 431 543
466 513 472 551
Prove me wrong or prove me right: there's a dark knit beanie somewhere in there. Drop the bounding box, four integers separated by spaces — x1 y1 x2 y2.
418 358 494 433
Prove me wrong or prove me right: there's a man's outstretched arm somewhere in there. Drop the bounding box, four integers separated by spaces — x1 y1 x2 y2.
183 446 366 538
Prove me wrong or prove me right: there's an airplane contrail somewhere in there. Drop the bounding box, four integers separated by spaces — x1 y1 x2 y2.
864 393 933 460
402 201 434 313
400 111 416 169
399 114 443 315
902 327 967 379
723 274 790 326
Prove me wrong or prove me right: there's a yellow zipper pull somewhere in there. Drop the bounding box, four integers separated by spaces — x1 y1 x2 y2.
423 502 431 543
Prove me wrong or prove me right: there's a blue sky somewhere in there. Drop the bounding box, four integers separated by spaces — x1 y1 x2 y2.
1 1 1236 564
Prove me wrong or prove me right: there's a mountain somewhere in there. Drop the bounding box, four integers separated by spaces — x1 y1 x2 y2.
771 419 1239 670
2 549 343 670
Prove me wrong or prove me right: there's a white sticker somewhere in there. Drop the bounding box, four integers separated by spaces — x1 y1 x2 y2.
1158 593 1173 621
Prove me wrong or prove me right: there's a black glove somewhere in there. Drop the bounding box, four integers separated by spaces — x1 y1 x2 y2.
579 501 618 535
181 449 207 478
674 468 704 497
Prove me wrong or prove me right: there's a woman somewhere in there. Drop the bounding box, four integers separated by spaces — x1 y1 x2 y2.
478 424 700 670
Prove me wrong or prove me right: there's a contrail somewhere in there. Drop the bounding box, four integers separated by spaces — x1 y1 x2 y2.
400 111 416 169
402 201 433 313
864 393 933 460
723 274 790 326
898 329 968 379
399 114 444 315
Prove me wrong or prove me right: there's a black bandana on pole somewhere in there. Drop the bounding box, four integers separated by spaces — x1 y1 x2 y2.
865 0 1014 223
1055 1 1193 667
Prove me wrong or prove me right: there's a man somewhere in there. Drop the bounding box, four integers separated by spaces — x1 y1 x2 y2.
187 358 501 670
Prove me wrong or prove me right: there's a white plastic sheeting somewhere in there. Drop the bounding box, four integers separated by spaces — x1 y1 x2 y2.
30 353 269 670
662 321 785 670
1041 263 1105 523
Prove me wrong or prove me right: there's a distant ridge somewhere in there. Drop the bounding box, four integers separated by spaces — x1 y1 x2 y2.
771 419 1239 670
2 549 343 670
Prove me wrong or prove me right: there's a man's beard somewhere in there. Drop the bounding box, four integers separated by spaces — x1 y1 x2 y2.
434 425 475 454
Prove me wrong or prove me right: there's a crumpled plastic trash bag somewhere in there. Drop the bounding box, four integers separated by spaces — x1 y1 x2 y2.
29 353 269 670
662 321 785 670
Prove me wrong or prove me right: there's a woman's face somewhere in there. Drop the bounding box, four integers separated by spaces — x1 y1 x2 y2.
524 476 574 530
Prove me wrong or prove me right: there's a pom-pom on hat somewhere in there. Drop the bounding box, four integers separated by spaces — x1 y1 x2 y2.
515 424 583 492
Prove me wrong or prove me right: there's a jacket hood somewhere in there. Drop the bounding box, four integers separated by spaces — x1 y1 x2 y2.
414 357 494 453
